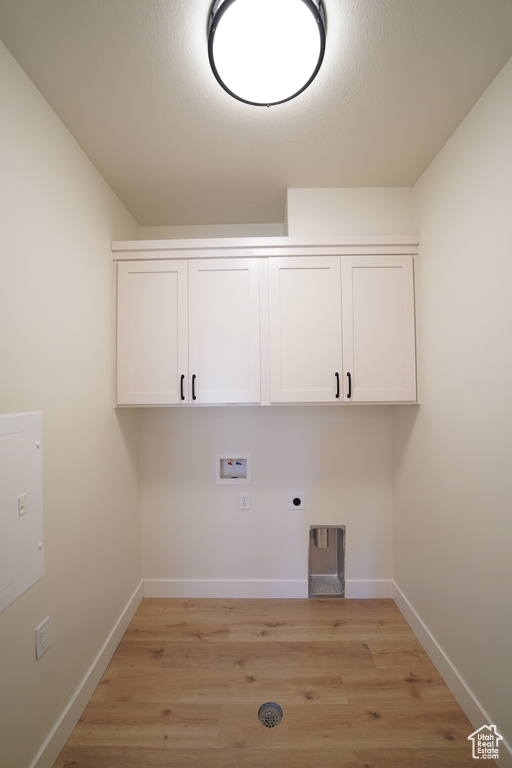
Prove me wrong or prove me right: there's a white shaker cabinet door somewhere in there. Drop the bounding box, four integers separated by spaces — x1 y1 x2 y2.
117 260 188 405
268 257 343 402
188 259 261 404
341 256 417 402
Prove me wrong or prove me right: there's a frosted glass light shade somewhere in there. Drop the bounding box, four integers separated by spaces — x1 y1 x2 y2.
208 0 326 107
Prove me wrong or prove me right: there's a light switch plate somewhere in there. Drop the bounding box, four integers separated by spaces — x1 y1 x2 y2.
18 493 27 516
35 616 50 659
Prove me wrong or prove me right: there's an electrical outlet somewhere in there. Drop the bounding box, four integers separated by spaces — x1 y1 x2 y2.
35 617 50 659
288 493 305 510
239 493 250 510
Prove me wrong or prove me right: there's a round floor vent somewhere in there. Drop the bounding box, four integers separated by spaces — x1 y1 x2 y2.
258 702 283 728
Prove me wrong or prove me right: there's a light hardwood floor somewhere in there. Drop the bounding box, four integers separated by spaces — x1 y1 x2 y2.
53 598 476 767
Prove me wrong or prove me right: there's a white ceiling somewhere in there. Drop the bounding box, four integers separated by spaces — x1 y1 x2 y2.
1 0 512 227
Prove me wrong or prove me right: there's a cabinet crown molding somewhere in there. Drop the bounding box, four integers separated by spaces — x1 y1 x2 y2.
112 235 419 260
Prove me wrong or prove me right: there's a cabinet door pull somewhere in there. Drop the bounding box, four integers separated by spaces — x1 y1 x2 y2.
335 372 340 399
192 374 197 401
180 374 185 401
347 372 352 399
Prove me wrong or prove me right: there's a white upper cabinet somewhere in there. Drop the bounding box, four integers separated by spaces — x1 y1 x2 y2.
268 257 343 402
117 260 187 405
341 256 416 402
117 258 261 406
188 259 261 404
268 254 417 404
114 237 418 407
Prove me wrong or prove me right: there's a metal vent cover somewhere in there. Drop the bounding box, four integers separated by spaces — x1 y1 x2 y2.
258 702 283 728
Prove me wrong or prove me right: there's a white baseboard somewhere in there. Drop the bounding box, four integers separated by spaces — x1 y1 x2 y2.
143 578 308 598
143 578 393 599
392 582 512 768
345 579 393 598
31 580 144 768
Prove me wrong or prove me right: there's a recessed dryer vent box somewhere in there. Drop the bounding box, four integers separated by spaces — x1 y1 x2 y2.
216 454 251 485
308 526 345 598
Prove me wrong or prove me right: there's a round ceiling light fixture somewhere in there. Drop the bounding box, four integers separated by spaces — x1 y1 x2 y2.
207 0 326 107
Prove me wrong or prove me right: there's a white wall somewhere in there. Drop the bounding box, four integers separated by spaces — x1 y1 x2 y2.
393 57 512 750
138 189 415 598
137 189 417 599
139 222 285 239
141 405 393 596
0 42 141 768
286 187 415 236
3 18 510 763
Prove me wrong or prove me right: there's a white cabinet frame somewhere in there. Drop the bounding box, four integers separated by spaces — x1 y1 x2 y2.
117 260 187 405
341 256 417 402
268 257 342 403
113 236 419 407
116 257 261 406
188 259 261 404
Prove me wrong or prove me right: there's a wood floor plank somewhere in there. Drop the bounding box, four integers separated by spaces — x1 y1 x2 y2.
228 620 387 642
53 743 474 768
354 747 475 767
102 639 167 669
160 639 376 671
228 599 413 643
52 598 476 768
259 598 411 629
122 618 230 642
121 625 230 642
216 701 472 750
93 666 348 706
66 701 219 749
53 745 360 768
341 666 459 706
365 635 433 671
